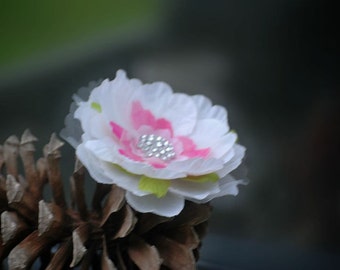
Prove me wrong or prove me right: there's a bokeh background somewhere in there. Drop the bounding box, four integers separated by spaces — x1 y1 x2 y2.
0 1 338 269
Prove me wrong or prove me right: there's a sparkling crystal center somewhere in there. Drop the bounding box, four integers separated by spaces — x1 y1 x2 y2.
137 134 176 161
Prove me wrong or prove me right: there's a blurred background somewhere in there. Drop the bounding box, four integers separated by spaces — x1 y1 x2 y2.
0 0 338 269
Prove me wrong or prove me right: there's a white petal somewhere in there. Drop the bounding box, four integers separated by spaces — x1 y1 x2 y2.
88 114 112 139
192 95 212 116
169 179 220 200
76 143 114 184
62 79 104 146
221 147 235 163
140 166 186 180
188 175 247 203
84 139 118 163
60 102 82 148
126 191 185 217
168 157 224 176
163 93 198 136
77 79 104 102
100 70 141 129
210 132 237 159
189 119 229 149
216 144 246 178
101 162 148 196
117 159 186 180
192 95 228 123
74 102 98 139
77 143 148 196
131 81 174 117
217 176 245 196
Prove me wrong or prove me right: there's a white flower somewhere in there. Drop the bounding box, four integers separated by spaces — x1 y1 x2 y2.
61 70 246 217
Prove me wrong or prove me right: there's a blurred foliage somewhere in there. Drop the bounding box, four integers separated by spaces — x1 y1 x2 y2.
0 0 159 68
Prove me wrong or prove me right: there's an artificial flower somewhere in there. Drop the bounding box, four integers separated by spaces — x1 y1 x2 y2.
61 70 246 217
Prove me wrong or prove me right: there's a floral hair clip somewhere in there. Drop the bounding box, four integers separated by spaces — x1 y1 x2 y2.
61 70 246 218
0 70 247 269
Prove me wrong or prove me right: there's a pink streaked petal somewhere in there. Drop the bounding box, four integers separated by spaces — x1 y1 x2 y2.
131 101 174 135
177 136 210 158
119 148 143 162
131 101 156 129
178 136 196 151
110 121 124 139
155 118 173 136
185 148 210 158
150 162 167 169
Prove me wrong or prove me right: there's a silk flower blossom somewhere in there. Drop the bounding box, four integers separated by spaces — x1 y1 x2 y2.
61 70 246 217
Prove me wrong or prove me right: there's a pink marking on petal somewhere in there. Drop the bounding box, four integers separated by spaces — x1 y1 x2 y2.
119 149 143 162
178 136 210 158
150 162 167 169
187 148 210 158
131 101 156 129
155 118 173 136
117 132 144 162
131 101 173 136
110 121 124 139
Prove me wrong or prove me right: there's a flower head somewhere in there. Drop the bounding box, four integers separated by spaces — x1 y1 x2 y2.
61 70 246 217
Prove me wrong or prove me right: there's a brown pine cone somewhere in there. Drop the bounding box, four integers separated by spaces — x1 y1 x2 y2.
0 130 211 270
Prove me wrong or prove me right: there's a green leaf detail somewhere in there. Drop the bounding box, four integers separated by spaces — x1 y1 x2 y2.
185 173 219 183
110 163 137 176
138 176 171 198
91 102 102 113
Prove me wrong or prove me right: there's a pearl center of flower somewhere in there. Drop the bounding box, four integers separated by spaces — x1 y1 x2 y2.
137 134 176 161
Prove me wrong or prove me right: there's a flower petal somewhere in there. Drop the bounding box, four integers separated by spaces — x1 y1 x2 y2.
84 139 119 163
216 144 246 178
163 93 198 136
169 179 220 200
76 143 115 184
125 191 185 217
78 143 148 196
189 119 228 150
130 101 173 135
85 139 186 179
189 175 247 204
60 102 82 148
134 85 198 136
89 114 112 139
101 163 148 196
210 132 238 159
109 121 124 140
130 81 174 119
176 136 210 158
100 70 142 130
168 157 224 176
192 95 228 123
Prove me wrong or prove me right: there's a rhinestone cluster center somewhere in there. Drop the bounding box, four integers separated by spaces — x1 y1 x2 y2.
137 134 176 161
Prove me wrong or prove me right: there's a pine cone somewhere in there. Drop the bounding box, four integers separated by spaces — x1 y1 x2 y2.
0 130 211 270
